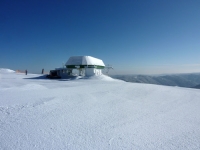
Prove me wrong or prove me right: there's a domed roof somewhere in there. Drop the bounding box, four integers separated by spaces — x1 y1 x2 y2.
66 56 105 66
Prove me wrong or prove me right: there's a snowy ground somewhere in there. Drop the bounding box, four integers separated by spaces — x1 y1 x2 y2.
0 68 200 150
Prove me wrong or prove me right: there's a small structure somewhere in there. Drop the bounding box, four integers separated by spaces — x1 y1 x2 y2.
41 69 44 74
48 56 105 78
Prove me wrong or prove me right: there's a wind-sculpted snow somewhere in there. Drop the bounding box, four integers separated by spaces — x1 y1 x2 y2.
0 68 15 73
0 70 200 150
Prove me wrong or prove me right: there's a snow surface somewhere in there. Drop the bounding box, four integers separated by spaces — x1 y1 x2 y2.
1 70 200 150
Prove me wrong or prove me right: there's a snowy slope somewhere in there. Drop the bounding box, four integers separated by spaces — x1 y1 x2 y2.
0 70 200 150
0 68 15 73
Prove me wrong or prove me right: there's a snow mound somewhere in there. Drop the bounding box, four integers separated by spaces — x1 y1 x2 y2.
82 74 118 81
0 68 15 73
60 74 119 82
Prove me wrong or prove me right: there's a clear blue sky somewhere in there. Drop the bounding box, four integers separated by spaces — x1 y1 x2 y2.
1 0 200 74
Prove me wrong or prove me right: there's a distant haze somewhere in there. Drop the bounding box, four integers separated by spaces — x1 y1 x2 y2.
111 64 200 75
111 73 200 88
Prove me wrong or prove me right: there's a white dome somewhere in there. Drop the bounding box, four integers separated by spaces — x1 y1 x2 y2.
66 56 105 66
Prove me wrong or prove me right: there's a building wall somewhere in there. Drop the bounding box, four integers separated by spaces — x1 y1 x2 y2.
85 68 102 76
56 68 72 78
54 68 103 78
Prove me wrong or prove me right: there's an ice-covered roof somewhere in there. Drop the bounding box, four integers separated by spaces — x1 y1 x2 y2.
65 56 105 66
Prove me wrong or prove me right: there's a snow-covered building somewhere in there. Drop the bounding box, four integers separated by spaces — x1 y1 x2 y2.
48 56 105 78
66 56 105 76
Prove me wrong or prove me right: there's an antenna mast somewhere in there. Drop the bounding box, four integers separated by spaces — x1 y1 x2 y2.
104 64 113 74
62 62 65 68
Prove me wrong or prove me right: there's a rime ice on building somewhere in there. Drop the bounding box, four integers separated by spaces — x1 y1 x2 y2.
48 56 105 78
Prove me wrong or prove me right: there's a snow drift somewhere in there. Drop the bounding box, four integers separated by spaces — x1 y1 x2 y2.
0 68 15 73
0 69 200 150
